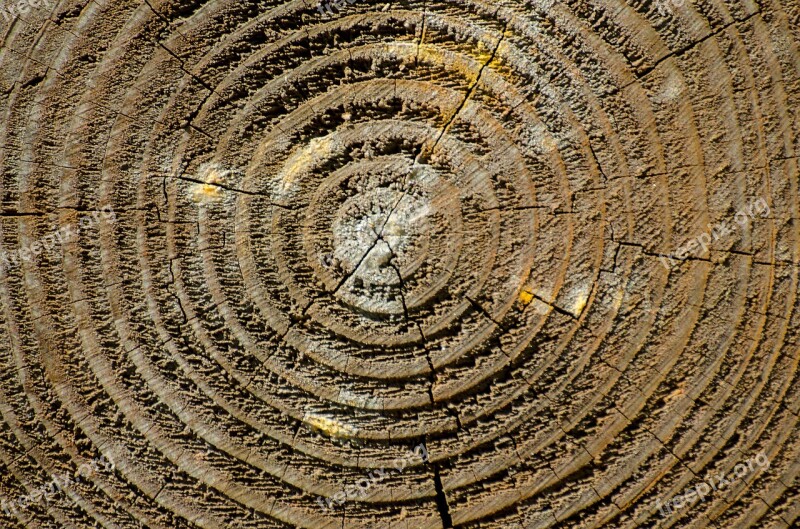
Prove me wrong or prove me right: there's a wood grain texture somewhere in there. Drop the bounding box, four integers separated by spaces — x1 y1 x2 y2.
0 0 798 528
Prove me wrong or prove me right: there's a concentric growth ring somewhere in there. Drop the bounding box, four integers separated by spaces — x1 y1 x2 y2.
0 0 798 528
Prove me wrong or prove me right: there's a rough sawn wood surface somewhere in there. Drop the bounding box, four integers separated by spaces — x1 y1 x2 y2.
0 0 798 528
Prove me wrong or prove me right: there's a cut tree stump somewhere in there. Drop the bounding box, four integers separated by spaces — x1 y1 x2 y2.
0 0 798 528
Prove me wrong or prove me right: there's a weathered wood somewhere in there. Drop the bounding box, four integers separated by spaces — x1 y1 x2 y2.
0 0 798 528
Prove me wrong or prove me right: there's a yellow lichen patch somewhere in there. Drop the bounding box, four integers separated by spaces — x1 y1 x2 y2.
416 44 481 85
474 38 499 67
282 137 333 178
274 136 335 197
569 286 591 317
303 412 357 440
190 163 228 204
191 183 225 203
572 297 588 317
518 289 534 306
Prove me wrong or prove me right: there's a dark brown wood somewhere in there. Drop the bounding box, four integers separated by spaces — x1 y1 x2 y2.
0 0 798 528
